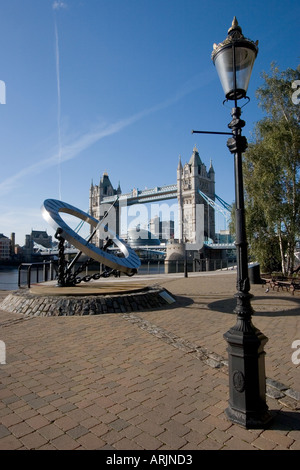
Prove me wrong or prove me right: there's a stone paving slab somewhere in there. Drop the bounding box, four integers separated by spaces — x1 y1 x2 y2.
0 271 299 451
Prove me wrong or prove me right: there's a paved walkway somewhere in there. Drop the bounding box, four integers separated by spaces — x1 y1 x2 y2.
0 270 299 451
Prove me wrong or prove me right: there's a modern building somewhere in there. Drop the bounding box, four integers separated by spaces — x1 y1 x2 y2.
149 216 174 243
127 227 160 248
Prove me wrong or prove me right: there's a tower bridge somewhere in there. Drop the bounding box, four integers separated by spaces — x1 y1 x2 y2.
89 146 232 251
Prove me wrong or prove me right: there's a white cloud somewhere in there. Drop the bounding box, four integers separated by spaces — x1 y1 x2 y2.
52 1 67 10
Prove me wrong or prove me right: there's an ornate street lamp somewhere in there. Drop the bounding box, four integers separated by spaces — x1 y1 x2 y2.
212 17 258 103
212 18 272 428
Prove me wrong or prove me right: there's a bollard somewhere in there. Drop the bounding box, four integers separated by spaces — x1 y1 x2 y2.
184 251 188 278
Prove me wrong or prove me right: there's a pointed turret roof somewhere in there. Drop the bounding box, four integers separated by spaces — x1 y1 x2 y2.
100 171 114 193
208 159 215 173
116 181 122 195
100 171 110 184
189 146 202 167
177 155 183 171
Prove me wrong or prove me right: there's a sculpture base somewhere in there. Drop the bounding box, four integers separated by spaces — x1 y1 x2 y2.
0 282 176 316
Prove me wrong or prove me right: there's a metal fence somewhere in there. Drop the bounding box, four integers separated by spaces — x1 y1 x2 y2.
18 261 57 288
17 258 233 288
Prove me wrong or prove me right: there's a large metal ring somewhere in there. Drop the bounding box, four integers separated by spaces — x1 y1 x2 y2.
41 199 141 274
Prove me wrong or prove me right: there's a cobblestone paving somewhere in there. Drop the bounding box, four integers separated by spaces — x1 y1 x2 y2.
0 271 299 450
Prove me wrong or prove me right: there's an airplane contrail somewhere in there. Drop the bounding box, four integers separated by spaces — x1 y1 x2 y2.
54 16 62 200
0 68 213 197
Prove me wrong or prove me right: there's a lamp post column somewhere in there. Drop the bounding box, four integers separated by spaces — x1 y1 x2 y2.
224 106 272 428
228 107 252 313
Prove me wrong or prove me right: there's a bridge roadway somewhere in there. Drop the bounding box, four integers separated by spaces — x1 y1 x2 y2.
38 243 236 257
100 186 232 229
100 184 177 206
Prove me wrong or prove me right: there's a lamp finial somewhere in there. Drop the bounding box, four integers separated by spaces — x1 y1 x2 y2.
228 16 242 36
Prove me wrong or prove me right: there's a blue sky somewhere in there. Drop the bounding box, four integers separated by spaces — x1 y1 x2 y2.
0 0 299 246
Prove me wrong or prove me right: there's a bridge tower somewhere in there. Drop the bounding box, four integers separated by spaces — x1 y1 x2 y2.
89 172 121 246
177 146 215 244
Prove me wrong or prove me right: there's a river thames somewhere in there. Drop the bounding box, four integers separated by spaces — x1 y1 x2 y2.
0 268 19 290
0 267 41 290
0 262 167 291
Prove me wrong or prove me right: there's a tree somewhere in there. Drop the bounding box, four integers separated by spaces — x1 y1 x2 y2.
243 64 300 275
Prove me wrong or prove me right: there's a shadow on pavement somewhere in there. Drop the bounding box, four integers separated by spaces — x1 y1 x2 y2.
208 295 300 317
269 410 300 430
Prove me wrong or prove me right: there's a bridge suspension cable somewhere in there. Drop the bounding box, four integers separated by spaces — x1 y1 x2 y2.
214 194 232 212
198 190 231 224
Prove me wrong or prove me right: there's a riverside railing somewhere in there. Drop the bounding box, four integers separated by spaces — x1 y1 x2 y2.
18 261 57 288
18 258 233 288
138 258 232 275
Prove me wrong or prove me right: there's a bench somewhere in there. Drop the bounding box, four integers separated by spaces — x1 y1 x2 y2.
261 275 300 295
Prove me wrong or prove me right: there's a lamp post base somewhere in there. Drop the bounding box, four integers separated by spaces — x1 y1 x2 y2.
225 405 273 429
224 324 273 429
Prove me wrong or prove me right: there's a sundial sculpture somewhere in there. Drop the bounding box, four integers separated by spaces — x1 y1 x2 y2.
42 199 141 287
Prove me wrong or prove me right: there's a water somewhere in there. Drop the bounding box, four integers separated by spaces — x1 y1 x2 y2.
0 261 180 291
0 263 163 291
0 266 51 290
0 268 19 290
